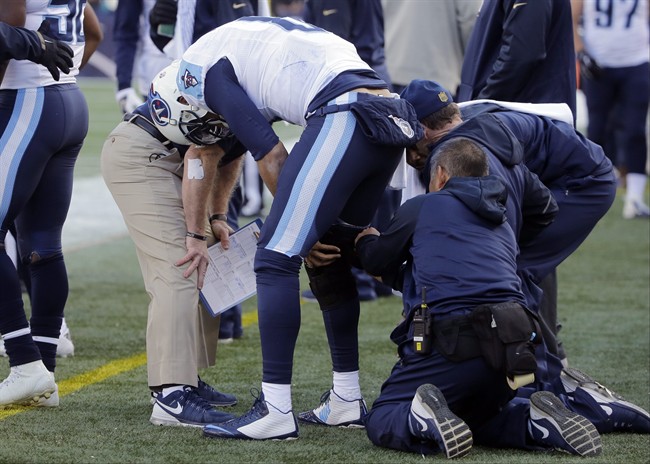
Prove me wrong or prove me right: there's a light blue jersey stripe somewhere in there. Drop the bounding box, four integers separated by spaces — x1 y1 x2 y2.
0 88 44 222
266 93 358 256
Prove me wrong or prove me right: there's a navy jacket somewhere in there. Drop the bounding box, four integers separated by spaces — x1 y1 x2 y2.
457 0 576 117
424 112 559 245
147 0 260 52
357 176 526 320
303 0 386 69
303 0 389 84
0 22 44 63
460 104 613 188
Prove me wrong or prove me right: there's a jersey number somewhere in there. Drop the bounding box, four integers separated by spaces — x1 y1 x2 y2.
594 0 640 28
44 0 86 43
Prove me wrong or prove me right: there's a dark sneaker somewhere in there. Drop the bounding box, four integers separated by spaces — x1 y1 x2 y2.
561 367 650 433
408 384 473 459
203 391 298 440
529 391 602 456
150 387 235 427
197 377 237 407
298 389 367 428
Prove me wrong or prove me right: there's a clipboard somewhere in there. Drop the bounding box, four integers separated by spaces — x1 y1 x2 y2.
199 218 263 317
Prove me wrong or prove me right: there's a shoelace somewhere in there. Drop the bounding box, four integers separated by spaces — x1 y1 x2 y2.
228 389 268 424
178 387 219 416
318 390 332 405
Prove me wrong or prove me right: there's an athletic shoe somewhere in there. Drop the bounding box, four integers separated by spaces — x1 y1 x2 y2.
203 391 299 440
622 198 650 219
528 391 602 456
407 384 473 459
561 367 650 433
298 389 367 428
150 387 235 427
0 360 57 407
56 319 74 358
37 376 59 408
197 377 237 407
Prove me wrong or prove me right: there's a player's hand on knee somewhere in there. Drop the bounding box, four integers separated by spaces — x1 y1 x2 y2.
34 21 73 81
176 236 210 289
304 241 341 268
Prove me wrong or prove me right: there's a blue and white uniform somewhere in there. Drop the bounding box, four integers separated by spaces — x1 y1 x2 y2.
0 0 89 372
177 16 420 388
579 0 649 204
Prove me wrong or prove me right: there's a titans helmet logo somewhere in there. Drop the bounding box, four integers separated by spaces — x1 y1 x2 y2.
181 69 199 89
148 89 171 126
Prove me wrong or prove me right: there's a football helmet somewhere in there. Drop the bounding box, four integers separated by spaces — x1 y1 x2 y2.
148 61 230 145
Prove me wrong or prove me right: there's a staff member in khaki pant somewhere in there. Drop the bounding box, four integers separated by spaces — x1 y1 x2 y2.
101 62 245 428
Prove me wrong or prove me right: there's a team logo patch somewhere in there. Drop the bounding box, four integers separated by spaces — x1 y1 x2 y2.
438 91 449 103
148 89 171 126
388 115 415 138
181 69 199 89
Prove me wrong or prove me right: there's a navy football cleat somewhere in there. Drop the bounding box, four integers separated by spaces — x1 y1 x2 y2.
203 391 298 440
298 389 367 428
561 367 650 433
529 391 602 456
408 384 473 459
150 387 235 427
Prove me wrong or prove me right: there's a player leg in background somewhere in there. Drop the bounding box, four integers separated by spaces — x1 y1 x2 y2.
0 85 88 406
241 152 265 217
219 185 245 343
616 62 650 219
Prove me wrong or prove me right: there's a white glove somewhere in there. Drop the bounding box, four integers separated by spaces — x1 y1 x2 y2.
116 87 143 114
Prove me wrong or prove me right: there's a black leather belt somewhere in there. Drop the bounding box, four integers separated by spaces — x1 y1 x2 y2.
123 113 172 146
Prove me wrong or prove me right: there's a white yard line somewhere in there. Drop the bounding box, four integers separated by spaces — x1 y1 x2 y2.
62 175 128 251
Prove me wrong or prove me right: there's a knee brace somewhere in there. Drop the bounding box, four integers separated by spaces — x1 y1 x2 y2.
306 255 358 309
319 222 366 268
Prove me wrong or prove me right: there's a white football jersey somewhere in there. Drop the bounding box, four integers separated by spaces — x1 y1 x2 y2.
179 17 373 126
1 0 87 89
582 0 649 67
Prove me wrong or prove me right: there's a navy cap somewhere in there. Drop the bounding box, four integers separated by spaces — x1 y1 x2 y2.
400 80 454 120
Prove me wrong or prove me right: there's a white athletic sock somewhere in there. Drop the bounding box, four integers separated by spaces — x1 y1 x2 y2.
261 382 292 413
162 385 185 397
332 370 362 401
625 173 648 202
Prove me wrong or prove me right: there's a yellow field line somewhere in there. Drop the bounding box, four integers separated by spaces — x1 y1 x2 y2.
0 311 258 421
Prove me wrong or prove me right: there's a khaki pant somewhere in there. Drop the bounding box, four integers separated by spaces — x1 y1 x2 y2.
100 122 219 388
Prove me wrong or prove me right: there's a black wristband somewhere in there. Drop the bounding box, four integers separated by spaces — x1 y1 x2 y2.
186 231 207 241
209 213 228 223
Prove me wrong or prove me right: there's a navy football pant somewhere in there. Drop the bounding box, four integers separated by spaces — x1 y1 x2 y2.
254 93 403 384
364 344 535 454
582 62 649 174
0 84 88 369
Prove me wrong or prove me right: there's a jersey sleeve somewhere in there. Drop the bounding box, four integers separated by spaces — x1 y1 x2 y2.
356 195 424 279
202 58 280 161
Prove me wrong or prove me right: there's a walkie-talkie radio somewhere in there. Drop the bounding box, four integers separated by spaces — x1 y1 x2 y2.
413 286 431 353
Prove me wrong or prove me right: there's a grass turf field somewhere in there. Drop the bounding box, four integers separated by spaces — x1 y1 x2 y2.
0 79 648 463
